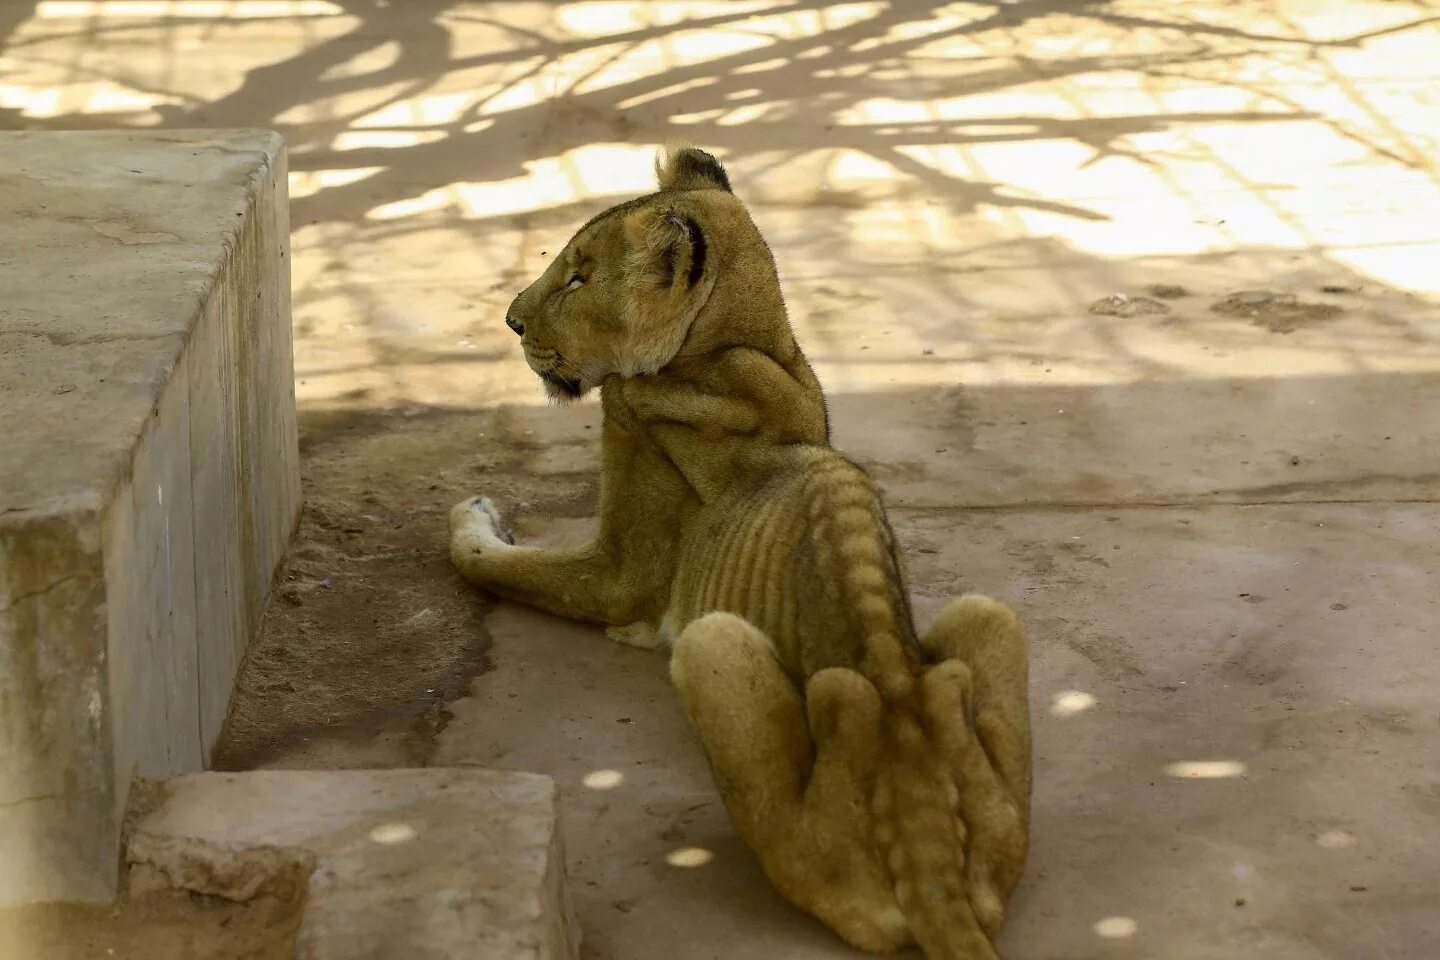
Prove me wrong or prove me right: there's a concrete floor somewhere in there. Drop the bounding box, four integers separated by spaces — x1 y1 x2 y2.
4 0 1438 956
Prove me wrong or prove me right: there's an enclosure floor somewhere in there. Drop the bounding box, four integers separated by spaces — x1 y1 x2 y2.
6 0 1436 956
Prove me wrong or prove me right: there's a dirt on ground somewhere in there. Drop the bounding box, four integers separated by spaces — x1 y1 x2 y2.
214 404 598 772
1210 289 1345 334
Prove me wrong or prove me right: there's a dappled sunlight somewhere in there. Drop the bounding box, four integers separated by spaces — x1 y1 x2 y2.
582 769 626 790
1165 760 1248 779
555 1 776 40
0 84 59 117
36 0 343 16
0 80 183 119
353 91 486 129
1050 690 1098 717
1094 915 1139 939
368 821 417 844
1316 829 1356 849
368 142 657 222
2 0 1435 411
333 129 445 151
665 846 715 868
289 166 384 200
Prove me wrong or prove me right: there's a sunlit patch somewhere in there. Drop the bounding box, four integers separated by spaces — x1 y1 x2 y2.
849 97 933 124
331 130 445 151
665 846 714 868
82 87 175 113
582 769 625 790
1316 830 1355 849
37 0 342 16
483 77 550 114
830 150 900 187
0 85 62 118
562 143 661 195
779 2 883 33
549 2 887 96
668 30 771 63
289 167 383 200
1164 760 1247 779
366 143 656 222
354 91 483 129
1094 916 1137 939
1049 690 1097 717
2 80 188 119
616 76 714 110
367 189 450 221
368 822 417 844
715 104 770 127
555 1 772 38
554 0 647 36
317 42 400 82
669 108 727 125
888 7 976 42
734 57 788 75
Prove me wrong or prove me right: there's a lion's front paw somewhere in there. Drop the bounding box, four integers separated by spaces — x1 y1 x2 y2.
449 495 515 550
606 622 664 650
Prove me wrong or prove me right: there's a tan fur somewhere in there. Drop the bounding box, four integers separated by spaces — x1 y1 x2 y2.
450 145 1031 958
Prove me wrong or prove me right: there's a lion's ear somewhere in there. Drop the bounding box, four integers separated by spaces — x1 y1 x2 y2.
623 206 708 290
655 143 732 193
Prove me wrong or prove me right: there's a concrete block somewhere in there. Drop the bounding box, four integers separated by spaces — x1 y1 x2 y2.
0 130 299 904
128 769 579 960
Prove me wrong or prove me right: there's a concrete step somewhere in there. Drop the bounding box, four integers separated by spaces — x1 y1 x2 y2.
128 769 579 960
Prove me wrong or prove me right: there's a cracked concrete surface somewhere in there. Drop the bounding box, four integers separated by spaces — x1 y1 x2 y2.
3 0 1437 956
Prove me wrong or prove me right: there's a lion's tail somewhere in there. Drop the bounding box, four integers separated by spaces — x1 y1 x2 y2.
872 693 1001 960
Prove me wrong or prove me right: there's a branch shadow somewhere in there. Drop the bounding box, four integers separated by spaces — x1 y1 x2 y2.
4 0 1429 233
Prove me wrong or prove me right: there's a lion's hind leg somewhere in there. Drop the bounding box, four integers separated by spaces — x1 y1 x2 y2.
669 613 907 953
921 594 1031 806
669 613 809 823
919 595 1032 937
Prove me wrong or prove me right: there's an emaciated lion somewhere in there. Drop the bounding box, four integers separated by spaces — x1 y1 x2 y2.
449 144 1032 959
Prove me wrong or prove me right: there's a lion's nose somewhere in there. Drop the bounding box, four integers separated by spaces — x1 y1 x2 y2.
505 314 525 337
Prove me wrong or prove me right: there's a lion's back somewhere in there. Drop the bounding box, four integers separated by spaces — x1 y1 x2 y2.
667 447 918 678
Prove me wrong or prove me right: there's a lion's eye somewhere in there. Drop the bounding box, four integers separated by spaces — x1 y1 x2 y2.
566 272 586 291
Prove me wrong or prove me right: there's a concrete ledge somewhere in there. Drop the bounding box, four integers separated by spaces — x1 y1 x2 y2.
129 769 579 960
0 130 299 904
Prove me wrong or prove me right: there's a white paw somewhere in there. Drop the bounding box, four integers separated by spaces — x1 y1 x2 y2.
606 622 664 651
449 495 515 554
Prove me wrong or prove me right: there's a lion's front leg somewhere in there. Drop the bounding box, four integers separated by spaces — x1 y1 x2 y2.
449 495 631 625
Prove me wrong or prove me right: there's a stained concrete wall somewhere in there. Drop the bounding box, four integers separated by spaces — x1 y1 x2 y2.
0 130 299 905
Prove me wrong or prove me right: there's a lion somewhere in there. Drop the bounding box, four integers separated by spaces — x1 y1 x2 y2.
449 144 1031 959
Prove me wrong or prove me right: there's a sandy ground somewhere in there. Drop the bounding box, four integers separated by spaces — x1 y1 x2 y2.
3 0 1439 957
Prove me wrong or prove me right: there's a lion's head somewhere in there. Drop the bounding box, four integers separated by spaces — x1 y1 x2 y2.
504 144 779 402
